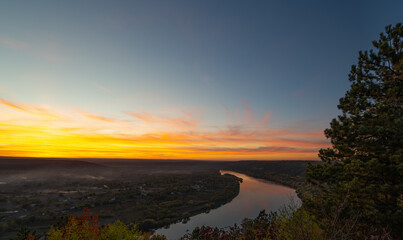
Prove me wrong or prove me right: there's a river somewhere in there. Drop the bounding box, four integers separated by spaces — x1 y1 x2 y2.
155 171 299 239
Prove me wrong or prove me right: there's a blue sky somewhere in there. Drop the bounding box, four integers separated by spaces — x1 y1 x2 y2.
0 1 401 159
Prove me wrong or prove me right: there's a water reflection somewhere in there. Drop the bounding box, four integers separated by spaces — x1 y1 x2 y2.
155 171 298 240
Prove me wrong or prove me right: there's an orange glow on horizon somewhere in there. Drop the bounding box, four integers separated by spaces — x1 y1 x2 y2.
0 98 329 160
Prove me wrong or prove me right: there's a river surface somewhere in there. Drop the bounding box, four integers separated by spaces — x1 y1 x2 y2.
155 171 299 239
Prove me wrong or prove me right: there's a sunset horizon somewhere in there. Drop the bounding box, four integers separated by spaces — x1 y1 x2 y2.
0 96 326 160
0 1 400 161
0 1 401 239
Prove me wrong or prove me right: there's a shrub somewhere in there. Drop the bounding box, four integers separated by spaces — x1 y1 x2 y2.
99 220 142 240
47 208 100 240
272 203 323 240
42 208 153 240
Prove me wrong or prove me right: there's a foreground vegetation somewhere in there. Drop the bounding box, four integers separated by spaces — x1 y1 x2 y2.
11 208 167 240
303 23 402 239
15 202 321 240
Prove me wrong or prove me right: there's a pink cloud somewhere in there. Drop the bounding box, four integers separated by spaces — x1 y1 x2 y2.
256 112 270 127
0 97 329 160
0 36 64 62
242 101 253 124
0 98 60 119
73 108 118 123
202 75 212 85
93 82 111 93
125 111 198 130
0 37 28 50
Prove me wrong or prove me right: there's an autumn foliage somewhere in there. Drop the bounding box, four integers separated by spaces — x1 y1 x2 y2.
22 208 165 240
47 207 100 240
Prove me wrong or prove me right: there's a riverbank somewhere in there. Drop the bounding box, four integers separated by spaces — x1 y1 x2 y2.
155 171 299 240
219 161 317 188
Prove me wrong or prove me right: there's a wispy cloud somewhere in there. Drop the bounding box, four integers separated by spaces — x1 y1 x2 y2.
0 97 329 160
0 98 60 119
72 107 119 123
221 102 270 128
0 37 28 50
184 146 316 153
256 112 270 127
126 111 198 130
0 36 64 62
40 52 63 62
93 82 112 93
242 101 253 125
201 75 212 86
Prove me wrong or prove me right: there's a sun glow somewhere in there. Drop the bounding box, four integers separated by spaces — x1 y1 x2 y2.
0 98 328 160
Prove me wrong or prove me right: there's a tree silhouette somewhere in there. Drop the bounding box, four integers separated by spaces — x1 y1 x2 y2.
306 23 402 239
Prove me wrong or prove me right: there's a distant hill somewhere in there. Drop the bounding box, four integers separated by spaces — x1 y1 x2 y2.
0 157 317 187
220 160 319 189
223 160 317 177
0 157 109 179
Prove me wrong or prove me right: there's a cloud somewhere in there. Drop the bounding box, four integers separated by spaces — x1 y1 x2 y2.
126 111 159 122
34 41 64 62
0 36 64 62
72 108 119 123
222 102 270 127
83 113 116 122
202 75 212 85
220 102 233 123
0 98 27 112
93 82 111 93
256 112 270 127
184 146 316 153
40 52 63 62
0 98 60 119
125 111 198 130
0 97 329 160
0 37 28 50
242 101 253 125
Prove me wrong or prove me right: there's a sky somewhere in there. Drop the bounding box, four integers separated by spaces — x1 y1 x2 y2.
0 1 402 160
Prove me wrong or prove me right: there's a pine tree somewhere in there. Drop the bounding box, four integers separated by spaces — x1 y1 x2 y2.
305 23 402 239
